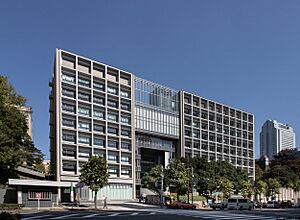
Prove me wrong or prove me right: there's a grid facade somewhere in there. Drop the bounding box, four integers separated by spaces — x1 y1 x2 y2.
50 49 135 199
181 92 255 179
50 49 256 201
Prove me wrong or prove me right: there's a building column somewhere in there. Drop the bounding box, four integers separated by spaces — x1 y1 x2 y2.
17 186 22 204
57 187 61 205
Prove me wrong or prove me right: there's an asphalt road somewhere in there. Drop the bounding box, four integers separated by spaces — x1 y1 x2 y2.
18 208 300 220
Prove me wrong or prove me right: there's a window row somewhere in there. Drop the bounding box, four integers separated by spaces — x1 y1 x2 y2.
61 52 131 86
183 94 253 123
184 116 253 131
184 128 253 141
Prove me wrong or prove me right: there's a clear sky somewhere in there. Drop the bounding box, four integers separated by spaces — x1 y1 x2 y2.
1 0 299 159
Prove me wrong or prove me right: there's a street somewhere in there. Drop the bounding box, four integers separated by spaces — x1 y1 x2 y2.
19 208 300 220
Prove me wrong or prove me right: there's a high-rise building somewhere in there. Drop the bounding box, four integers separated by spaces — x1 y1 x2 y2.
260 120 296 159
49 49 255 201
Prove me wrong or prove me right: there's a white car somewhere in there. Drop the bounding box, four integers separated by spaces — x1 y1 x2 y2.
266 201 280 208
227 198 253 210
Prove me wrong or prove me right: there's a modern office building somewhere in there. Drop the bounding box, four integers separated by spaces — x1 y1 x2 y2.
260 120 296 159
49 49 255 201
181 92 255 178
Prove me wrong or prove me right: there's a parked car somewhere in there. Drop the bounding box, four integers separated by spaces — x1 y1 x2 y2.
280 201 293 208
209 202 226 210
266 201 280 208
167 201 196 209
227 198 253 210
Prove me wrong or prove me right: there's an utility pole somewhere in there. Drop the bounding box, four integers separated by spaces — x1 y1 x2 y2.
191 167 194 204
160 165 164 206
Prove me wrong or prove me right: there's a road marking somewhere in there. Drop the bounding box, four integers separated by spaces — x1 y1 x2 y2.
82 213 100 218
107 213 120 217
50 214 79 219
130 212 139 216
150 212 156 215
22 215 53 220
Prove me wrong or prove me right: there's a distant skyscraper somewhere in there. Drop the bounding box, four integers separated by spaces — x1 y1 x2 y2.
260 120 296 159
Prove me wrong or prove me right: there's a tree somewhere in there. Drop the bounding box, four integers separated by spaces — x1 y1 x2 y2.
241 180 253 199
266 178 281 200
164 159 189 200
142 165 164 194
254 180 267 202
217 177 234 199
0 76 44 183
79 156 108 208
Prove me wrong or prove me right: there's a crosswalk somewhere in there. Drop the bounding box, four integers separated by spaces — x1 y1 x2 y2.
22 211 158 220
21 210 295 220
158 209 283 220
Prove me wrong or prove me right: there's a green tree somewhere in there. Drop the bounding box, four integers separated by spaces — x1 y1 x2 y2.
0 76 44 183
241 180 253 198
142 165 164 194
217 177 234 199
266 178 281 200
164 159 189 200
254 180 267 202
79 156 108 208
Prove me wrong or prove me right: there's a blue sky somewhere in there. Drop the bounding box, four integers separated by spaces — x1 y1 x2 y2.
1 0 299 159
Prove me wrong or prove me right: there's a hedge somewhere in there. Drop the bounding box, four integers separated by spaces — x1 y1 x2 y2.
0 204 24 210
0 212 21 220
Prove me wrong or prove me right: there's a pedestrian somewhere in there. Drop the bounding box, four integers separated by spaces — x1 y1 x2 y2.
103 196 108 209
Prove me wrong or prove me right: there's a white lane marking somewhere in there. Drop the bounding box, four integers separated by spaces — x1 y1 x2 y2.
50 213 80 219
107 213 120 217
130 212 139 216
22 215 53 220
82 213 100 218
150 212 156 215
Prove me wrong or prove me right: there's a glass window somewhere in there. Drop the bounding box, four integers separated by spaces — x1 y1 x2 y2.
121 142 130 150
78 92 90 102
120 90 130 98
107 100 118 108
93 82 104 91
108 140 118 149
121 156 130 163
62 103 75 113
62 89 75 98
93 96 105 105
121 102 130 111
107 86 118 95
108 154 118 162
121 116 130 124
78 107 90 116
94 138 105 146
62 74 75 83
78 122 90 130
78 78 90 87
107 113 118 122
78 136 90 144
108 127 118 135
94 124 105 132
93 110 104 119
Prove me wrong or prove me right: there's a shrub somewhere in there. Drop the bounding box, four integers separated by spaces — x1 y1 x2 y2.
0 204 24 210
0 212 21 220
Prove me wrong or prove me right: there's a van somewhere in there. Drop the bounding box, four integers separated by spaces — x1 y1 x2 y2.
227 198 253 210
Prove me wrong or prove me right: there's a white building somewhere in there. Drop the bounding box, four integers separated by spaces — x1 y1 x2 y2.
260 120 296 159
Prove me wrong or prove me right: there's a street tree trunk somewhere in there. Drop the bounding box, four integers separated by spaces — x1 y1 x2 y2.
94 191 97 209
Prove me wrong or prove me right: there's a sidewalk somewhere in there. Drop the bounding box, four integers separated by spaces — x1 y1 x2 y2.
16 201 160 214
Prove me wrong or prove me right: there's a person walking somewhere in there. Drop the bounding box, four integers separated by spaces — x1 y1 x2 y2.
103 196 108 209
